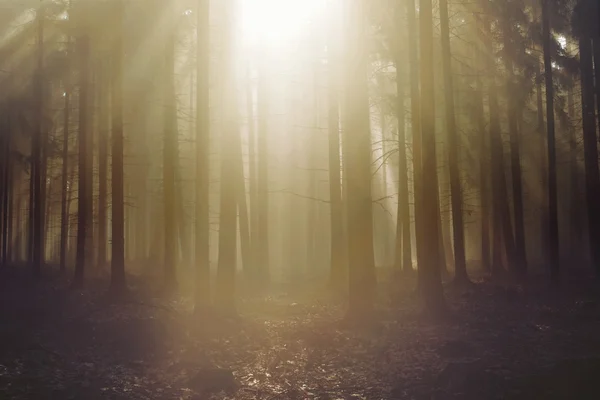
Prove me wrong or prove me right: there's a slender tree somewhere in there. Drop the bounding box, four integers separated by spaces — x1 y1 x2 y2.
439 0 468 284
344 0 376 319
110 0 126 293
419 0 445 312
60 88 70 273
394 4 412 275
73 33 90 287
541 0 559 282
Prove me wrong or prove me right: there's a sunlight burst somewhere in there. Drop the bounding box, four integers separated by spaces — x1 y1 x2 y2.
239 0 325 48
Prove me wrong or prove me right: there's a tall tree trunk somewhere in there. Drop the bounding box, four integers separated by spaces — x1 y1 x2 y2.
60 89 70 273
541 0 559 282
235 121 251 276
406 0 425 287
567 46 581 259
74 34 90 287
215 0 238 315
394 42 412 274
32 3 44 276
503 18 526 275
195 0 211 313
327 6 345 289
439 0 467 283
475 74 490 270
245 63 258 284
535 61 548 265
579 35 600 276
419 0 445 313
163 6 178 291
110 0 126 293
257 54 270 288
97 62 108 269
344 0 376 319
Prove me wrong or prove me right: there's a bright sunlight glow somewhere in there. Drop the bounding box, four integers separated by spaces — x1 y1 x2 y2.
239 0 325 48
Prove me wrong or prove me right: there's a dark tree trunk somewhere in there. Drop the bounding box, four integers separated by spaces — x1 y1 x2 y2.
163 7 178 291
110 0 126 293
31 5 45 277
419 0 445 313
406 0 424 287
257 58 270 287
503 19 526 275
74 34 90 287
97 63 108 269
474 73 490 270
215 0 238 315
579 35 600 276
60 90 70 273
541 0 559 282
535 61 548 265
394 10 413 274
194 0 211 313
327 13 345 290
245 63 258 284
439 0 467 283
344 0 376 319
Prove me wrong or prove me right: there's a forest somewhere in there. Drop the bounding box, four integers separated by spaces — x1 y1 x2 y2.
1 0 600 398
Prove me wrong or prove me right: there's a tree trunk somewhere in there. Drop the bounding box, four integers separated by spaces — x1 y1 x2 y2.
245 63 258 285
418 0 445 313
215 0 238 315
344 0 376 319
406 0 425 287
579 35 600 276
327 8 345 289
503 18 526 275
195 0 211 313
110 0 126 293
97 62 108 269
163 6 178 291
74 34 90 287
394 42 412 273
439 0 467 283
60 89 70 273
541 0 559 282
257 55 270 288
32 4 45 276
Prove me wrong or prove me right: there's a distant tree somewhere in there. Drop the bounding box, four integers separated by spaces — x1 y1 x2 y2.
110 0 126 294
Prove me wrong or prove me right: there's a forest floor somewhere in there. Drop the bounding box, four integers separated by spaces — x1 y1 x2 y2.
2 266 600 399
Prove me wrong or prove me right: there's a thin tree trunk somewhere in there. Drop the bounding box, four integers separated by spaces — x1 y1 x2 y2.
439 0 467 283
245 63 258 283
97 63 108 269
541 0 559 282
257 55 270 287
110 0 126 293
406 0 424 287
215 0 238 315
163 6 178 291
32 3 45 276
394 44 412 273
60 90 70 272
535 61 548 265
419 0 445 313
74 34 90 287
579 35 600 276
503 18 526 275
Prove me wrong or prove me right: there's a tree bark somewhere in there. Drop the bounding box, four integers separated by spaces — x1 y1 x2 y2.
110 0 126 293
541 0 560 282
74 34 90 287
344 0 376 319
195 0 211 313
439 0 467 283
